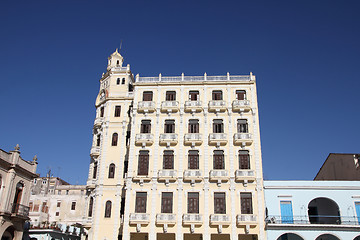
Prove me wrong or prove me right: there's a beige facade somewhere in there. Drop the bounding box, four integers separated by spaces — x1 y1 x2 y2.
85 50 265 240
0 145 38 240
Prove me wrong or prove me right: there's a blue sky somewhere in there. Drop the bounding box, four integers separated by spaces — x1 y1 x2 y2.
1 0 359 184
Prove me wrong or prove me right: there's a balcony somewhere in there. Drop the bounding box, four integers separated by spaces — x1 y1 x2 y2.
237 214 257 226
210 214 231 225
90 146 100 157
11 203 30 218
209 170 229 181
184 133 203 146
232 100 251 112
156 213 176 225
159 133 178 146
132 173 151 182
129 213 150 225
208 100 227 112
183 214 203 225
161 101 179 112
86 179 96 189
137 101 156 113
235 170 255 182
233 133 253 146
183 170 202 182
208 133 227 146
135 134 154 146
94 117 104 128
158 170 177 181
184 101 203 112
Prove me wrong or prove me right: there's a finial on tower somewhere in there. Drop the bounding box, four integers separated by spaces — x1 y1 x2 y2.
14 144 20 151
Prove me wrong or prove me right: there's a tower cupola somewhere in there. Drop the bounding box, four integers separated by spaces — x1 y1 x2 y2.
107 49 124 70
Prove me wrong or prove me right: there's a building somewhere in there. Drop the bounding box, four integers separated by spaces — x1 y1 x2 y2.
314 153 360 180
85 50 266 240
0 145 38 239
264 180 360 240
27 177 86 239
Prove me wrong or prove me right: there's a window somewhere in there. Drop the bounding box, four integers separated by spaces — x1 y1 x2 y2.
96 135 101 146
111 133 118 146
108 163 115 178
56 212 59 216
121 78 125 84
165 91 176 101
57 202 61 208
105 201 112 218
213 119 224 133
188 192 199 213
93 162 98 179
135 192 147 213
163 151 174 169
240 193 253 214
140 120 151 133
117 78 120 85
212 90 223 100
239 151 250 169
164 120 175 133
214 192 226 214
237 119 248 133
138 151 149 176
188 150 199 169
236 90 246 100
29 202 33 211
116 60 120 65
213 150 225 169
88 197 94 217
188 119 199 133
42 180 47 184
71 202 76 210
114 106 121 117
66 190 69 195
33 204 39 212
161 192 173 213
58 190 61 195
100 107 104 117
143 91 153 101
189 91 199 101
355 202 360 224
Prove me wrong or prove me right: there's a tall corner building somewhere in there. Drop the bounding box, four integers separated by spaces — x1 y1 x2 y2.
85 50 265 240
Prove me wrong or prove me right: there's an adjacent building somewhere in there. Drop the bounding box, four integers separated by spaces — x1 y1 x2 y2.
264 181 360 240
85 50 266 240
0 145 38 239
314 153 360 181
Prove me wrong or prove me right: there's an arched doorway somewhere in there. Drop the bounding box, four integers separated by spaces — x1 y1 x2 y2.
12 182 24 214
315 234 340 240
308 198 341 224
1 226 15 240
353 236 360 240
277 233 304 240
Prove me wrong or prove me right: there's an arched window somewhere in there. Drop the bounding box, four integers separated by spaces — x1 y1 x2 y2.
105 201 112 218
277 233 304 240
121 78 125 84
308 197 340 224
111 133 118 146
93 162 98 179
96 135 101 146
12 182 24 213
117 78 120 85
108 164 115 178
315 234 340 240
88 197 93 217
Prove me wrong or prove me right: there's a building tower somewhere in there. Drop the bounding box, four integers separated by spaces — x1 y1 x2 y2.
85 51 266 240
85 49 134 239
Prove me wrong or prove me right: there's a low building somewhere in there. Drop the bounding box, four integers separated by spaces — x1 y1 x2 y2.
0 145 38 239
264 180 360 240
314 153 360 180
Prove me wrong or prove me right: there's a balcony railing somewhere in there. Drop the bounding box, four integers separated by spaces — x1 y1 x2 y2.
266 215 360 226
183 170 202 182
209 133 227 145
232 100 251 112
183 214 203 225
210 214 231 225
137 101 156 112
208 100 227 112
184 101 203 112
235 170 255 181
94 117 104 127
136 75 251 83
184 133 203 146
158 170 177 180
209 170 229 181
135 134 154 146
156 213 176 224
161 101 179 112
233 133 253 146
90 147 100 157
11 203 30 217
159 133 178 146
129 213 150 224
237 214 257 225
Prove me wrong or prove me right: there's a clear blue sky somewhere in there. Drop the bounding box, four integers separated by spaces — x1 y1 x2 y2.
1 0 359 184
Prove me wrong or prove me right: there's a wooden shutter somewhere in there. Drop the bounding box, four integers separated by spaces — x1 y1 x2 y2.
188 192 199 213
135 192 147 213
213 151 224 169
163 151 174 169
214 193 226 214
188 151 199 169
143 92 153 101
240 193 253 214
161 192 173 213
138 152 149 175
236 90 246 100
239 151 250 169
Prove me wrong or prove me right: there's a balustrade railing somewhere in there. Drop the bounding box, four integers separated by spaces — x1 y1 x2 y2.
185 101 202 107
210 214 230 223
184 170 202 178
156 213 176 222
158 170 177 178
209 133 227 140
160 133 178 140
135 134 153 141
237 214 257 222
137 75 250 82
209 170 228 178
129 213 149 222
184 133 202 141
234 133 252 140
235 170 255 177
183 214 202 222
11 203 30 217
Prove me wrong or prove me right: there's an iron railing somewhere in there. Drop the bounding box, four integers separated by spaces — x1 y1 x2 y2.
11 203 30 217
266 215 360 225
